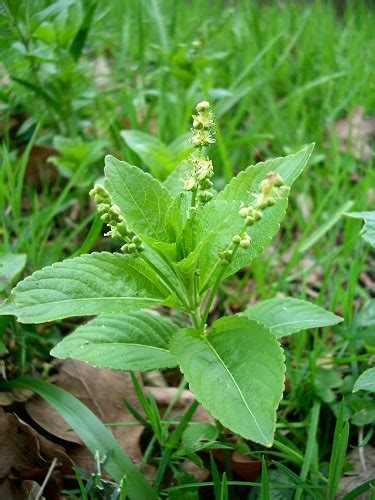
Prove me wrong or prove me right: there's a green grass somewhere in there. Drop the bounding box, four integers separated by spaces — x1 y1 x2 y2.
0 0 374 498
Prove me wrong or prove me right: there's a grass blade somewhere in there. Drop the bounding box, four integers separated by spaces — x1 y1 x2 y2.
327 400 350 500
1 377 157 500
261 457 270 500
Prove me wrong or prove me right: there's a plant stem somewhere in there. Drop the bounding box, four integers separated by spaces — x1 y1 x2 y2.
200 245 239 330
140 253 190 310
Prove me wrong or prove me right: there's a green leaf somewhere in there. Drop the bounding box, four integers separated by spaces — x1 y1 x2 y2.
163 161 192 197
0 340 8 355
218 144 314 202
0 377 157 499
69 1 97 62
0 253 27 292
0 252 168 323
345 211 375 248
104 155 173 241
166 192 190 254
315 367 342 403
353 368 375 393
170 316 285 446
181 145 314 291
121 131 191 178
51 312 178 371
354 299 375 328
244 297 342 337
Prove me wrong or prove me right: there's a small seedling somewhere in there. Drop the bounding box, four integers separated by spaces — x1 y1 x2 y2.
0 102 342 446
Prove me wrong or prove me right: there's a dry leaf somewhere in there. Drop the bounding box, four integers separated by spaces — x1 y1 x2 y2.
0 407 68 498
333 106 375 161
26 360 145 465
338 445 375 498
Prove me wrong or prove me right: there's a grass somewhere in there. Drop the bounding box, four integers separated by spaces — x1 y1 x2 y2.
0 0 374 497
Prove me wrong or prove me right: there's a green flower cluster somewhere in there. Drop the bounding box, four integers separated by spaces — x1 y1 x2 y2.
89 184 144 255
184 101 216 204
218 171 285 263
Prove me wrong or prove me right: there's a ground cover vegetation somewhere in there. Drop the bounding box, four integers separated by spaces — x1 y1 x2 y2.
0 0 374 498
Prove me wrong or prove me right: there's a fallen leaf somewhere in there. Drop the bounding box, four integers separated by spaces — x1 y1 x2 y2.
333 106 375 161
0 407 68 498
26 360 145 465
338 445 375 498
0 388 33 407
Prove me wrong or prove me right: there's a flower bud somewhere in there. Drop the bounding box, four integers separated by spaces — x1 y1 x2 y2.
266 171 284 187
198 190 213 202
256 193 276 209
196 101 210 112
132 235 142 244
232 235 241 245
239 206 248 218
199 178 213 190
240 239 251 248
127 243 137 253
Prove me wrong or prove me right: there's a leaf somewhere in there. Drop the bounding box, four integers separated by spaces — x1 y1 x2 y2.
1 377 157 499
354 299 375 328
166 192 190 254
121 130 191 178
26 360 146 464
51 312 178 371
104 155 173 241
217 143 314 202
182 145 314 291
0 341 7 356
69 1 97 62
163 161 192 196
345 211 375 248
0 252 168 323
170 316 285 446
0 407 69 480
353 368 375 393
0 253 27 292
244 297 343 337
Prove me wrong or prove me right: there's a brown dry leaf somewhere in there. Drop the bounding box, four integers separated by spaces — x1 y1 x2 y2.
181 459 210 482
333 106 375 161
338 445 375 498
25 145 58 188
0 478 24 500
0 407 68 489
0 388 33 407
26 360 145 465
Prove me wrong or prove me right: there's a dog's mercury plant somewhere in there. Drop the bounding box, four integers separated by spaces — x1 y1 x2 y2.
0 102 343 446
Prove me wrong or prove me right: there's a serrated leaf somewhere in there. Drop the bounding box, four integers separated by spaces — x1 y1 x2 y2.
244 297 342 337
170 316 285 446
0 253 168 323
104 155 173 241
181 146 314 292
121 131 192 179
353 368 375 393
51 312 178 371
345 211 375 248
0 253 27 292
355 299 375 328
217 144 314 203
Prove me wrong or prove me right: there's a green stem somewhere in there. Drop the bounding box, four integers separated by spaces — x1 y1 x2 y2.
140 253 190 310
200 244 239 330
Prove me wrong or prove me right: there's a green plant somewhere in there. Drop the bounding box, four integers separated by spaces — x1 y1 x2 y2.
0 102 343 448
